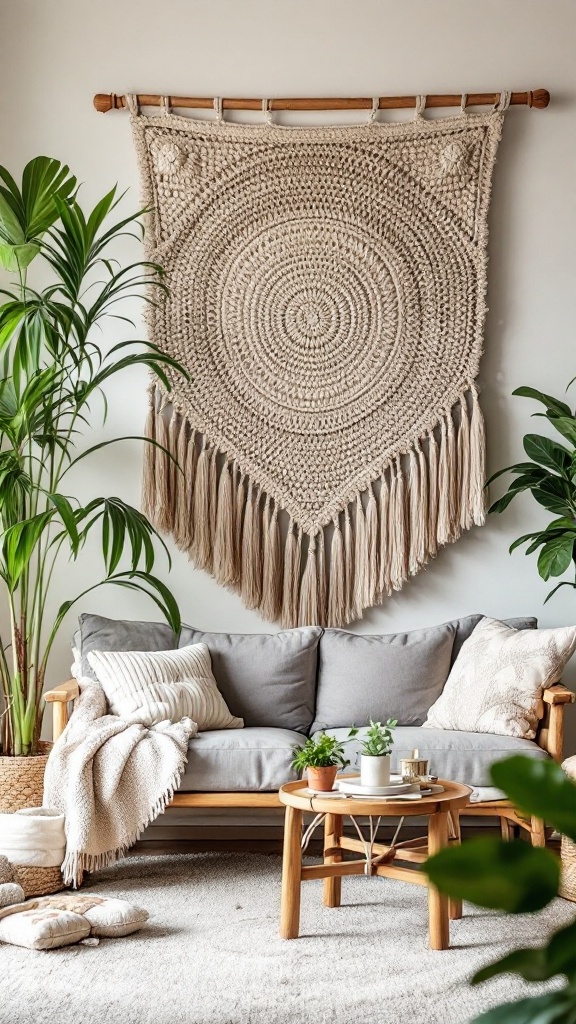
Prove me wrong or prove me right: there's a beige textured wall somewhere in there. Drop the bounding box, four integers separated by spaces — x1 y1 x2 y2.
1 0 576 751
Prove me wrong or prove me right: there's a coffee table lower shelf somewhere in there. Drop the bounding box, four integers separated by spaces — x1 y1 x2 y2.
278 778 472 950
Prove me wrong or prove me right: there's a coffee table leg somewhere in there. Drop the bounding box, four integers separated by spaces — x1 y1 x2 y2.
280 805 303 939
427 810 450 950
323 812 342 908
448 812 462 921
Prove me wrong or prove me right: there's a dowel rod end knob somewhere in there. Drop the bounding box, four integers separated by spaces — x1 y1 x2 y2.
530 89 550 109
94 93 117 113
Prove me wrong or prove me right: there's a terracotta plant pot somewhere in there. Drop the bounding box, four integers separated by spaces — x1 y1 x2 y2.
307 765 338 792
0 742 52 812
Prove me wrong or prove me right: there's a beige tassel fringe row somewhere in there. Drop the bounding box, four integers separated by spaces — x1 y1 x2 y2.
143 385 487 628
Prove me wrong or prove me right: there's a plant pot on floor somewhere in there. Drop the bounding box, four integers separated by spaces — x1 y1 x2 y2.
360 754 391 788
0 742 52 812
307 766 338 792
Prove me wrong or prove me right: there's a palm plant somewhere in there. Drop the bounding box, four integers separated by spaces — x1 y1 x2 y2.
0 156 185 756
488 384 576 602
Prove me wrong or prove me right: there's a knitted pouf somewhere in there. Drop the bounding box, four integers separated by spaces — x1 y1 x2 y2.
560 755 576 902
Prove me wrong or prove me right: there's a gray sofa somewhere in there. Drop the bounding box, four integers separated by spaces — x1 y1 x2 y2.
73 612 551 793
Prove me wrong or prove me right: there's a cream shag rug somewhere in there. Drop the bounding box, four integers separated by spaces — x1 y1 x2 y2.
1 852 572 1024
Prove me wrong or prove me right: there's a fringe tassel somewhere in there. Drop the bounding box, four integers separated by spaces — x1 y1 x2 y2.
173 419 191 548
142 388 157 520
389 458 407 590
458 394 472 530
281 520 299 629
155 406 172 532
470 386 487 525
208 446 218 547
241 483 262 609
446 412 458 538
366 485 379 605
352 494 368 619
317 528 327 627
377 473 391 599
343 511 354 623
328 518 345 626
261 499 282 621
234 467 246 568
427 429 439 558
408 448 421 576
190 442 212 570
213 460 236 586
437 418 451 547
416 441 428 567
299 532 318 626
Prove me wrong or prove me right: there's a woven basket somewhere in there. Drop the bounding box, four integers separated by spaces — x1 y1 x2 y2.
14 863 64 898
0 742 52 812
560 755 576 902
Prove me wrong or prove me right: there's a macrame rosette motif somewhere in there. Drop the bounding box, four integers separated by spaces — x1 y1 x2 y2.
130 103 505 627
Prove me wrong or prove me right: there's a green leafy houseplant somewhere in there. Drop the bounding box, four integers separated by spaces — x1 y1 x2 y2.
358 719 397 757
488 384 576 602
0 156 186 756
426 756 576 1023
291 732 357 773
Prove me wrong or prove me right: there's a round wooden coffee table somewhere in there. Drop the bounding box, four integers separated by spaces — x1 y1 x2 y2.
278 777 471 949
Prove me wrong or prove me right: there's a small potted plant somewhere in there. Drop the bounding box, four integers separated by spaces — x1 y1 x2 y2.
358 719 398 788
291 733 355 792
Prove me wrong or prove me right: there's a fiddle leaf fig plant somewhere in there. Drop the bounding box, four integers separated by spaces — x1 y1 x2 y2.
0 156 186 756
426 756 576 1023
487 384 576 602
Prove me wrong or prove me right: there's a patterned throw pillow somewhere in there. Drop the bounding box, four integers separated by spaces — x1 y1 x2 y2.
423 616 576 740
0 894 149 949
86 643 243 730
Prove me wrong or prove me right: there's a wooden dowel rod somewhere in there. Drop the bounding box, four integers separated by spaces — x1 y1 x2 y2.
94 89 550 114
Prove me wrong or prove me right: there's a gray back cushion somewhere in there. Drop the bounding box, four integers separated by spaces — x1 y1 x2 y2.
179 626 322 733
450 615 537 666
75 613 176 679
311 622 456 733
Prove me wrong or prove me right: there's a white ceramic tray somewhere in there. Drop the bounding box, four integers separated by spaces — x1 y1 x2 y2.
337 779 413 797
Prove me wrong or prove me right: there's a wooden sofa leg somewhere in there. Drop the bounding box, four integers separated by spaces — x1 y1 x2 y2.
530 816 547 847
500 817 513 841
448 813 462 921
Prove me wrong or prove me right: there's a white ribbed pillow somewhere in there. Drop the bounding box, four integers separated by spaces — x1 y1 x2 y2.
86 644 243 730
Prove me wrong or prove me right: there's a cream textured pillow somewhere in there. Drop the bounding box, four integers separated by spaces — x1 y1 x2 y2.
86 643 243 730
0 905 90 949
423 616 576 740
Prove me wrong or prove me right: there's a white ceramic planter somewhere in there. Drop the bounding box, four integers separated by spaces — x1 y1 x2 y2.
360 754 391 788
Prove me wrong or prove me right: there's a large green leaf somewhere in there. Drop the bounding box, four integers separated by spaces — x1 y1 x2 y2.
513 386 572 419
0 157 75 249
524 434 571 474
473 919 576 986
548 415 576 448
425 836 559 913
2 510 55 591
491 757 576 841
537 534 576 580
472 990 576 1024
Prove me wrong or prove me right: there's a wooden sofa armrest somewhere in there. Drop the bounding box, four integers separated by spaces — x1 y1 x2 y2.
44 680 79 741
537 683 575 762
543 683 575 706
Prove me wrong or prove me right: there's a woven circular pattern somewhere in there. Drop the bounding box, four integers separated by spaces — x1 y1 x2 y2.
0 742 52 813
15 864 64 898
137 114 502 531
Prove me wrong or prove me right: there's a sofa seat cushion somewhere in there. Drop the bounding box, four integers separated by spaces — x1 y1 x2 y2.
178 727 301 792
314 726 550 788
179 627 321 733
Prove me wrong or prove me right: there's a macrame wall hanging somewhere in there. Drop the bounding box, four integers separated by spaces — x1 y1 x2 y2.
128 91 510 628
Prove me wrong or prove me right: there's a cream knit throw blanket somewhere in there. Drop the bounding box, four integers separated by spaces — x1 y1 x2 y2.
43 681 196 887
130 95 508 628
